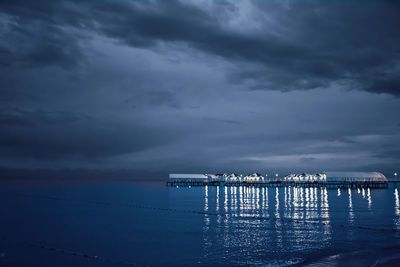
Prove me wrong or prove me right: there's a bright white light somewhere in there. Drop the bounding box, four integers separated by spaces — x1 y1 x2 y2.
275 173 278 177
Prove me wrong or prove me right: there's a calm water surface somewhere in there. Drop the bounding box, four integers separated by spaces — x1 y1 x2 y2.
1 181 400 266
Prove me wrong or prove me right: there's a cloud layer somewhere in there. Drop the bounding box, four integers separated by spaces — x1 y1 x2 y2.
0 0 399 179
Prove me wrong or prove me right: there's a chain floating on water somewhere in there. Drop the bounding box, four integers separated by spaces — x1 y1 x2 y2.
17 193 400 234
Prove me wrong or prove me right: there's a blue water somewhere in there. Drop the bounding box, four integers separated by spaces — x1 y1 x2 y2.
1 181 400 266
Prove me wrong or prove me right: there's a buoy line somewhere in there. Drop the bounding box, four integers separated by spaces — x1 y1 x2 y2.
16 193 400 234
24 242 144 266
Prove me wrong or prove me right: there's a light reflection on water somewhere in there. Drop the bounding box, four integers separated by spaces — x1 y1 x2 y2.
367 187 372 210
201 186 339 263
395 188 399 216
394 188 400 229
348 188 354 224
193 185 400 265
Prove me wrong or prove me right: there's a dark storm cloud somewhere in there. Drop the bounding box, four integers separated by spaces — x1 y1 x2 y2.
0 6 86 69
1 1 400 94
81 1 400 95
0 108 172 160
85 1 323 90
0 0 400 179
366 75 400 96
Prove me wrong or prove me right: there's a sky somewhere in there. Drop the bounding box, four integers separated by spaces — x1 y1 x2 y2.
0 0 399 180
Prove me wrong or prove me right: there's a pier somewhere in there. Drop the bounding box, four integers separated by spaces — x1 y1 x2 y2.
167 172 391 189
166 180 388 189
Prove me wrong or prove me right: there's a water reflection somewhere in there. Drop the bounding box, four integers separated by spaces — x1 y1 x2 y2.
395 188 399 216
200 185 335 262
224 187 228 213
275 187 282 249
204 186 210 230
348 188 354 223
203 185 211 259
230 187 237 212
367 188 372 210
321 188 330 236
205 185 208 212
216 186 219 212
275 187 280 219
393 187 400 229
165 183 400 265
394 188 400 229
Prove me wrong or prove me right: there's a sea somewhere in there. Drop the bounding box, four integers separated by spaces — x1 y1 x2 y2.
1 181 400 266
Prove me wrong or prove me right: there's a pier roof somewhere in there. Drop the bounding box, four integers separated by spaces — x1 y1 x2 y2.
325 172 387 182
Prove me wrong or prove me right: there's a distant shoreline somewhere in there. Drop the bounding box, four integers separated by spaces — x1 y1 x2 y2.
0 177 165 185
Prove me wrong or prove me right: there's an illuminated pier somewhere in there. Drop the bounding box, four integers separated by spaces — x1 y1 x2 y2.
166 172 389 189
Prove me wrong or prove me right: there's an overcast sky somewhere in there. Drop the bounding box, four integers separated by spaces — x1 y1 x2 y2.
0 0 399 179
